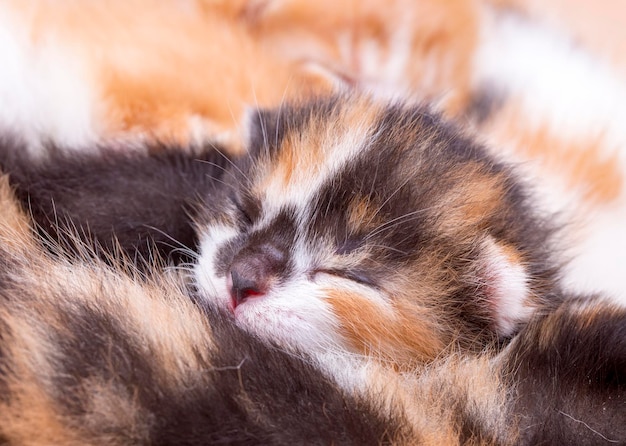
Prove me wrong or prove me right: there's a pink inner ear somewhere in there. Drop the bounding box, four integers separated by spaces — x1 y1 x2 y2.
479 237 533 337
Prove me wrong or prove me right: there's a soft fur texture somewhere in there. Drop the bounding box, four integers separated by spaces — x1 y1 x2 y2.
0 137 234 266
1 95 563 372
0 0 625 444
0 173 624 444
2 0 625 300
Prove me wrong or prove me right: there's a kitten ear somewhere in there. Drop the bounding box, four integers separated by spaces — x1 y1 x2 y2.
243 107 282 159
479 237 534 337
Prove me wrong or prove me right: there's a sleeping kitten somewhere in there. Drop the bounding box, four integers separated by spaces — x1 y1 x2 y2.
0 171 623 445
0 95 563 371
0 176 412 445
193 95 564 369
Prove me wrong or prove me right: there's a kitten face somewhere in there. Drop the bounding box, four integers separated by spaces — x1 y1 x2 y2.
194 95 559 367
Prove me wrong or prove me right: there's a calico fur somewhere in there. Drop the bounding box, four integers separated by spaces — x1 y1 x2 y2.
1 95 563 372
0 173 624 444
0 176 413 445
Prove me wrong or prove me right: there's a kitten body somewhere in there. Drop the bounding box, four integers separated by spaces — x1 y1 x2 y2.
0 137 234 266
0 0 476 154
0 178 413 444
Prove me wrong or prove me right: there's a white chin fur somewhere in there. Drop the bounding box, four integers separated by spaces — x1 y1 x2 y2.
232 281 344 352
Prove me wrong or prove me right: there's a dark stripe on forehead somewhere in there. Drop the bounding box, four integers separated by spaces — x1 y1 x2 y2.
307 106 485 254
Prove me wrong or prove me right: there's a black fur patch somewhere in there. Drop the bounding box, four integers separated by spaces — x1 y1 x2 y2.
0 138 234 267
147 309 412 445
504 297 626 445
0 288 412 443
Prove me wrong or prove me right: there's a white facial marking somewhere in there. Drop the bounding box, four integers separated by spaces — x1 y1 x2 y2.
232 279 344 352
195 223 239 309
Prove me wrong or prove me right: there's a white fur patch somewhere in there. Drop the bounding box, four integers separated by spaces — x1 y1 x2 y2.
232 279 344 352
476 8 626 304
475 10 626 156
194 223 239 308
195 218 383 359
0 4 100 154
480 237 532 336
196 220 351 354
560 206 626 306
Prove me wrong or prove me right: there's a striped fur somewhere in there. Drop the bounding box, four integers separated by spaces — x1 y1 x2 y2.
0 175 414 445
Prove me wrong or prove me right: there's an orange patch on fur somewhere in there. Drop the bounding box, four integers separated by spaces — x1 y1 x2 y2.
9 0 479 148
484 104 624 205
258 97 381 192
497 242 523 266
438 166 506 235
97 4 333 151
9 1 336 151
348 198 378 230
325 288 445 367
238 0 479 115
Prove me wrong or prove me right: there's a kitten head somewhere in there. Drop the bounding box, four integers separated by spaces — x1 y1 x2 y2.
194 95 559 368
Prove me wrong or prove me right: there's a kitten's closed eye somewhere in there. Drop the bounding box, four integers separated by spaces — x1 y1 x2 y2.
313 268 376 288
